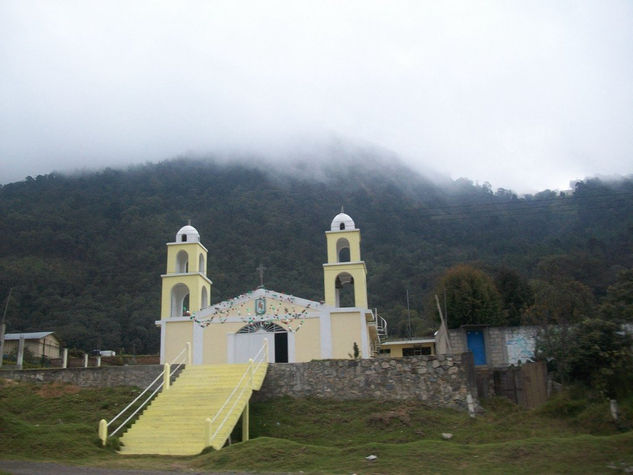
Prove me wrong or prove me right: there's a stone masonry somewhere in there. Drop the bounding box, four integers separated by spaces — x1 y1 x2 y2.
2 354 478 411
1 365 164 388
253 353 477 410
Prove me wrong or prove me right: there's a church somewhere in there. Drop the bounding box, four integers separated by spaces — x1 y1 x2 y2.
156 211 385 364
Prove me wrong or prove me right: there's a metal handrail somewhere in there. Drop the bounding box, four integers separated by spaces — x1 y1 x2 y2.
205 340 268 446
99 344 189 444
108 345 187 429
377 314 388 340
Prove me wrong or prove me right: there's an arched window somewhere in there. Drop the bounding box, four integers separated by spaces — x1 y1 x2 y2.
339 222 345 230
201 286 208 308
176 250 189 273
335 272 355 307
170 283 190 316
237 322 286 333
198 254 205 274
336 238 350 263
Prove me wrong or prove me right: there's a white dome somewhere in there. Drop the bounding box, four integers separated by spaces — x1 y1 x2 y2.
176 225 200 243
331 212 356 231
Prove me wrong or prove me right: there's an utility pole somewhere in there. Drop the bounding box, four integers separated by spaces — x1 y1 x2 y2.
0 288 13 368
406 288 412 339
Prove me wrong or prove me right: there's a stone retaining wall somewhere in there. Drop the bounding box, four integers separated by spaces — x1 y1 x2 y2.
253 353 477 410
0 365 164 388
2 354 478 411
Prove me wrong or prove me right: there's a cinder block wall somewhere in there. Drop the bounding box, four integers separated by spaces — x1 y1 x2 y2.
448 326 540 367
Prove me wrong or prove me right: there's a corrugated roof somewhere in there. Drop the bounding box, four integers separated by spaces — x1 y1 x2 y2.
4 331 55 340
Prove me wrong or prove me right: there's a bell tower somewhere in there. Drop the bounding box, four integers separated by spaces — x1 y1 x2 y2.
323 209 368 308
161 223 212 319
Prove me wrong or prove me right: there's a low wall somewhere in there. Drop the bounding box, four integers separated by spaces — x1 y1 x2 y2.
2 354 478 411
475 361 548 408
0 365 164 388
253 353 477 410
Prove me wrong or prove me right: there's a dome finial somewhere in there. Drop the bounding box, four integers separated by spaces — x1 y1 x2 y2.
330 209 355 231
187 219 191 226
176 223 200 243
341 205 344 213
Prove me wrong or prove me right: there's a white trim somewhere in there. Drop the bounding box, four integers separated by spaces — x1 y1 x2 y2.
157 320 166 364
319 310 332 358
227 333 235 364
325 229 361 235
381 338 436 346
329 307 365 313
161 272 213 285
323 262 366 269
360 313 370 358
158 316 193 323
193 322 203 365
288 331 296 362
166 241 209 253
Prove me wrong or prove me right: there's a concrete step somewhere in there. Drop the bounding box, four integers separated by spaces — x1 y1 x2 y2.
117 363 267 455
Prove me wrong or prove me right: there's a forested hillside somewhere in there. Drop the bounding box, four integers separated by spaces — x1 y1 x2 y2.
1 157 632 353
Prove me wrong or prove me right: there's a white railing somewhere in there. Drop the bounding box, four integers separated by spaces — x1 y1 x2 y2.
375 310 388 342
204 339 268 448
98 343 190 445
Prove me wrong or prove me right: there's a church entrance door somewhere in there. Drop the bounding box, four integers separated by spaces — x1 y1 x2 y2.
233 322 288 363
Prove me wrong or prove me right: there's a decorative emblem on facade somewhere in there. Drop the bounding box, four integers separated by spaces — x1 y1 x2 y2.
255 297 266 315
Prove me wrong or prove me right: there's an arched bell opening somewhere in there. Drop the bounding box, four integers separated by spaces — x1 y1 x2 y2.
335 272 355 307
171 283 190 316
198 254 205 274
176 250 189 273
336 238 351 263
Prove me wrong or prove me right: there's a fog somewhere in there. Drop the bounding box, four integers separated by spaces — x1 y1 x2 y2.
1 1 632 192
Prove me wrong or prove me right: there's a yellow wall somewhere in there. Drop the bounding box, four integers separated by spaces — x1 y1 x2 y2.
196 296 317 363
202 322 243 364
383 343 435 358
330 311 362 359
293 318 321 361
161 275 211 318
165 242 207 274
323 262 368 308
325 229 361 263
164 321 193 363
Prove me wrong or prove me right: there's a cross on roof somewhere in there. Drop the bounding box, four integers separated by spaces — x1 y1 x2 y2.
256 263 266 288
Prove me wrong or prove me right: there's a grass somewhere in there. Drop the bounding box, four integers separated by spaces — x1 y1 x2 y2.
1 377 632 473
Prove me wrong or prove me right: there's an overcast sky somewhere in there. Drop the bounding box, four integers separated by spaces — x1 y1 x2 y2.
1 1 632 192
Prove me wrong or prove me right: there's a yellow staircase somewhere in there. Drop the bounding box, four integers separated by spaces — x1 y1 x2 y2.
117 362 268 456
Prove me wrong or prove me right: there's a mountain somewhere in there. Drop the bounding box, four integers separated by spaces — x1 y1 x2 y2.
1 156 632 353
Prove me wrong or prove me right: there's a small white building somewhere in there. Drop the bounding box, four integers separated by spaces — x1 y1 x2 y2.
3 331 62 359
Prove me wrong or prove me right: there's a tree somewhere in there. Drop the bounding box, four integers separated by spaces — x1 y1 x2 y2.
535 318 633 397
493 268 533 326
434 265 504 328
526 278 595 383
600 268 633 323
525 279 595 327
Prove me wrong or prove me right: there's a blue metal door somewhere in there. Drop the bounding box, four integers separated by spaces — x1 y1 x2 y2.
467 330 487 365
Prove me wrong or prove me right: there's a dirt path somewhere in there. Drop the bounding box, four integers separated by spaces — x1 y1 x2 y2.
0 460 250 475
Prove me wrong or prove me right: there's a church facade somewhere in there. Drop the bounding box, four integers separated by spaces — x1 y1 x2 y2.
156 212 381 364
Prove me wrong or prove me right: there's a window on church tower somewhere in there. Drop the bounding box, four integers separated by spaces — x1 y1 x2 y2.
340 222 345 230
181 235 187 242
